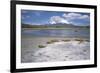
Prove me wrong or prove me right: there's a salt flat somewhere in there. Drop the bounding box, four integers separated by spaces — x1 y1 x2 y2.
21 37 90 63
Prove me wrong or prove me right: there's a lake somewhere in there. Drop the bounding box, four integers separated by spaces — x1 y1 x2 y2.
22 28 90 38
21 28 90 63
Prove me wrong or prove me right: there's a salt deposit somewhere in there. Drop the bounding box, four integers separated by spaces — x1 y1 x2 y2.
22 40 90 63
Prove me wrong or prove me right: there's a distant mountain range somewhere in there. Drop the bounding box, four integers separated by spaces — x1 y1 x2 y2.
22 23 90 28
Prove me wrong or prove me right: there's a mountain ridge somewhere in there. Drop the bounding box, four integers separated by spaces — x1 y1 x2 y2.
22 23 90 28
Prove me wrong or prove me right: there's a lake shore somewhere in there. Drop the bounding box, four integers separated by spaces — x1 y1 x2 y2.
22 27 89 30
21 36 90 63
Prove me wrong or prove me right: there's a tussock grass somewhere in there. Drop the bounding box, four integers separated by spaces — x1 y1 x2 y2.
62 40 70 42
78 40 84 44
38 45 46 48
85 40 89 42
47 41 53 44
75 39 82 41
75 39 84 44
51 39 59 42
47 39 59 44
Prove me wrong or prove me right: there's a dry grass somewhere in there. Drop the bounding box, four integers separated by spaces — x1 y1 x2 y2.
38 45 46 48
47 39 59 44
75 39 82 41
75 39 84 44
62 40 70 42
51 39 59 42
78 40 84 44
85 40 89 42
47 41 53 44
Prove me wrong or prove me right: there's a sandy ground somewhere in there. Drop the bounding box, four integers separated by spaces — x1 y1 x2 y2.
21 36 90 63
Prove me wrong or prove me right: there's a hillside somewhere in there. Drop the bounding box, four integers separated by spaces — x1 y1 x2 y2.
22 23 90 28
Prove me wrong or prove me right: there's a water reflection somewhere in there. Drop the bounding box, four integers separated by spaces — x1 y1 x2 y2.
22 29 90 38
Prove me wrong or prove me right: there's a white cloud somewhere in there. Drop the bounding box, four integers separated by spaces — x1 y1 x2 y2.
49 13 89 25
62 13 89 20
62 13 90 26
79 15 89 19
49 16 69 24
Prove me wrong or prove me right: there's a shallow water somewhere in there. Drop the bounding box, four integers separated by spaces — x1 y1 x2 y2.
22 28 90 38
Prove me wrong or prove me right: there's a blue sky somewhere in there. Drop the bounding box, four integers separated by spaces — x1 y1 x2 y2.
21 10 90 26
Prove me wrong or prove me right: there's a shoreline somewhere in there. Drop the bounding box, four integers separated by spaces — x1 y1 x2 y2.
22 27 89 30
22 35 90 40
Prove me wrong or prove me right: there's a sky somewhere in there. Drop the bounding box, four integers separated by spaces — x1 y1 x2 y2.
21 10 90 26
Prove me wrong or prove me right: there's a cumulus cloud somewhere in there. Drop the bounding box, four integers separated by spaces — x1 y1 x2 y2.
62 13 89 20
49 13 89 26
62 13 90 25
79 15 89 19
49 16 69 24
